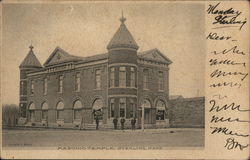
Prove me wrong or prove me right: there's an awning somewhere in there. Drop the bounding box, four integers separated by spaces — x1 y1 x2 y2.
74 100 83 109
42 102 48 110
57 101 64 110
29 103 35 110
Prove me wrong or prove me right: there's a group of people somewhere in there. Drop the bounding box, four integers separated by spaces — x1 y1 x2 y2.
112 117 136 130
92 116 137 130
92 109 137 130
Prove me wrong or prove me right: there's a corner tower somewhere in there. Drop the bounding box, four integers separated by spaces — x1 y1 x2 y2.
19 45 42 117
107 14 139 119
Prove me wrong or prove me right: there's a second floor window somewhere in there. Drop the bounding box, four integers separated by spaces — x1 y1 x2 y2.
20 81 24 95
75 73 80 92
119 67 126 87
58 75 63 93
30 80 34 95
158 71 164 91
95 69 101 89
110 67 115 87
43 78 47 95
143 69 149 89
130 67 135 87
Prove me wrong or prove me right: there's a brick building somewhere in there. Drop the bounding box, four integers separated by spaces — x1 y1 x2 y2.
19 15 173 129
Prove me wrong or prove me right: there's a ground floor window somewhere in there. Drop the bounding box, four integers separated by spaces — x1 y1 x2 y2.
73 100 83 120
74 109 82 120
42 110 48 119
57 110 64 119
29 110 35 122
93 98 103 120
156 110 165 120
129 99 135 118
110 98 115 118
156 99 167 120
56 101 64 120
119 98 126 118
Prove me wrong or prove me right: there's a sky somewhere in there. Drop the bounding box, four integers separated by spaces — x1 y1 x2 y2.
2 2 205 105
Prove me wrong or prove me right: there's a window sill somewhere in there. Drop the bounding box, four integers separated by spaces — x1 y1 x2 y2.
94 88 102 91
143 88 149 91
156 119 166 121
74 91 80 93
158 90 164 92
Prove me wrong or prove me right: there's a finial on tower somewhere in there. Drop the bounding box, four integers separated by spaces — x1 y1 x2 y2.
120 10 126 24
29 44 34 51
29 40 34 51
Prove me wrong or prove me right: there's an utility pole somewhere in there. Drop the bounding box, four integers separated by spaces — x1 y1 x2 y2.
141 100 145 131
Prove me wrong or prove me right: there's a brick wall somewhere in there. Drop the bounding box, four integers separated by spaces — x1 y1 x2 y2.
169 97 205 128
26 64 108 124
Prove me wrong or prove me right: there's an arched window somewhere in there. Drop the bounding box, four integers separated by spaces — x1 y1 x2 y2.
156 100 166 120
73 100 83 120
56 101 64 119
141 99 151 108
92 98 103 120
29 103 35 122
41 102 48 119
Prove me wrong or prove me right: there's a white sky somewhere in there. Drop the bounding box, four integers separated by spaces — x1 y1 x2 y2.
2 2 205 105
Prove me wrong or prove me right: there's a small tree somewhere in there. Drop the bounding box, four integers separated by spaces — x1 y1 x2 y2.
2 104 19 127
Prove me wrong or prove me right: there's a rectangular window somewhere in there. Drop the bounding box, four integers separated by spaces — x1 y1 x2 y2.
57 110 63 119
20 81 24 95
42 110 48 119
30 80 34 95
119 67 126 87
58 75 63 93
158 71 164 91
129 100 135 118
156 110 165 120
74 109 82 120
110 67 115 87
143 69 149 89
30 110 35 122
110 98 115 118
75 73 81 92
95 69 101 89
43 78 47 95
130 67 135 87
119 98 126 118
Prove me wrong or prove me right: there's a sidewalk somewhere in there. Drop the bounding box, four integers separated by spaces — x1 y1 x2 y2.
3 126 204 133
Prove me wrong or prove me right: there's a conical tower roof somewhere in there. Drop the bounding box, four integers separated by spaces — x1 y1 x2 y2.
107 14 139 50
19 45 42 68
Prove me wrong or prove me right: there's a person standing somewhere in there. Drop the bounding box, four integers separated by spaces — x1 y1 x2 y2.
113 117 118 130
132 117 136 130
95 116 99 130
130 118 134 130
120 117 125 131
